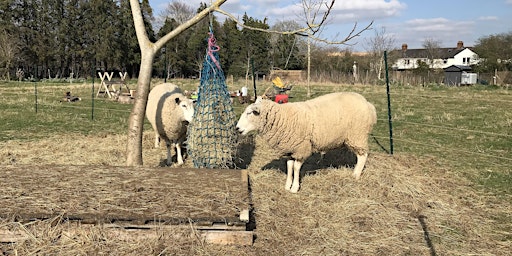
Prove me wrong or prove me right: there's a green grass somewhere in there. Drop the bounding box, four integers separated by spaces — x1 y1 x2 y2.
1 80 511 196
0 81 133 140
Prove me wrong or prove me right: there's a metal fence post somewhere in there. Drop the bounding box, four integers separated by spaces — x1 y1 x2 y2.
384 51 394 154
34 82 38 113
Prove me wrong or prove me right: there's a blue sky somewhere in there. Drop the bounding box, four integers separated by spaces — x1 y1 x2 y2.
148 0 512 51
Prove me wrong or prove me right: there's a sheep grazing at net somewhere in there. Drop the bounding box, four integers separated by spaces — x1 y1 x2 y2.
236 92 377 193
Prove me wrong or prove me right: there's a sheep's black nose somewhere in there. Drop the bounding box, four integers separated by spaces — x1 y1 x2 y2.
236 127 242 133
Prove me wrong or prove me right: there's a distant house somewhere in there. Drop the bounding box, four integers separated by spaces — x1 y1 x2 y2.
392 41 480 70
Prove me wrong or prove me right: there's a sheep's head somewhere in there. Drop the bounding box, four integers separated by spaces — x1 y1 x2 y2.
236 102 261 135
174 96 194 123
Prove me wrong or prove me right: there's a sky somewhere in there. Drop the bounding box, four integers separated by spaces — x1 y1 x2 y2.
148 0 512 51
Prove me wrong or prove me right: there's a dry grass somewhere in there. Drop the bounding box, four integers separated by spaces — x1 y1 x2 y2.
1 132 511 255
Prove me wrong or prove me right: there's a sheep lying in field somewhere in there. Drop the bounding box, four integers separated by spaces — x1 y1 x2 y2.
236 92 377 193
146 83 194 166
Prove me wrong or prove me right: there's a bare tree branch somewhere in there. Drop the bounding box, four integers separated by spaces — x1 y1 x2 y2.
215 8 372 45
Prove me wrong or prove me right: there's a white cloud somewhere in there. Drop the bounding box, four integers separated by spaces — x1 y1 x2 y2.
389 17 476 49
330 0 407 22
478 16 498 21
232 0 408 25
405 18 473 33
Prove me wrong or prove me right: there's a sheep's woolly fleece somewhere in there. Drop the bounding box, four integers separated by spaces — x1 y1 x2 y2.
252 92 376 160
145 83 193 165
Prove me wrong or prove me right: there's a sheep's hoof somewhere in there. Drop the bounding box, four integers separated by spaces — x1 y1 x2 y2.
290 184 300 193
284 181 292 191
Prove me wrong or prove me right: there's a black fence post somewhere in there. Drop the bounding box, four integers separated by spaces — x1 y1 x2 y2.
34 82 38 113
91 66 95 120
384 51 394 154
251 58 257 100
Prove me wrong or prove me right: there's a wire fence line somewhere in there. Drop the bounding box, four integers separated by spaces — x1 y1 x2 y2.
2 83 510 171
373 135 512 164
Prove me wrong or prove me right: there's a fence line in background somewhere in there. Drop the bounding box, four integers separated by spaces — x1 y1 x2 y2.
2 82 510 171
372 135 512 167
396 120 512 138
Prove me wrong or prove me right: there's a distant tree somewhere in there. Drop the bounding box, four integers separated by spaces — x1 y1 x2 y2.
162 0 195 24
473 32 512 72
186 2 221 78
294 0 371 97
413 60 430 86
241 14 271 83
219 19 244 77
422 37 442 69
364 27 396 81
270 20 304 70
119 0 141 77
0 28 19 80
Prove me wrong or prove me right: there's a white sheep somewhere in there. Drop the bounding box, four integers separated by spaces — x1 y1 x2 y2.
236 92 377 193
146 83 194 166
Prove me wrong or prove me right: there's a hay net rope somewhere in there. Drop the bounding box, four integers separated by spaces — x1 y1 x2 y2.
187 31 238 169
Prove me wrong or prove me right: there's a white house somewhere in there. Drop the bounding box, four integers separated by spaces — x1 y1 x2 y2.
392 41 480 70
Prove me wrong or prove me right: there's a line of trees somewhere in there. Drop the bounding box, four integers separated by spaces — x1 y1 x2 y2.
0 0 308 81
0 0 378 83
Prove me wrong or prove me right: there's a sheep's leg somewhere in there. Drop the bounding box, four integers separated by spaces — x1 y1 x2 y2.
285 159 294 191
353 152 368 180
175 143 184 165
154 132 160 148
165 141 172 166
290 160 303 193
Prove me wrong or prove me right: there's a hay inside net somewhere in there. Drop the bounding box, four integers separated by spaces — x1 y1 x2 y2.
187 31 238 169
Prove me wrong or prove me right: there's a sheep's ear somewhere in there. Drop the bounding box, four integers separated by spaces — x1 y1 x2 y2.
174 97 181 104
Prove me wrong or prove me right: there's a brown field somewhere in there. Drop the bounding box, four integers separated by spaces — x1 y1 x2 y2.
1 79 511 255
1 129 511 255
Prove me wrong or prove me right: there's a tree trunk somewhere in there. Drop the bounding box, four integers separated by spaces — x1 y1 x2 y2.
126 51 155 166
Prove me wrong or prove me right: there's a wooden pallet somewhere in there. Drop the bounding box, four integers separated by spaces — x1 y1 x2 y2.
0 165 252 245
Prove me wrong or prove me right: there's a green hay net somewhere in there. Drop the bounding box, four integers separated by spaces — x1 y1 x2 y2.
187 31 238 169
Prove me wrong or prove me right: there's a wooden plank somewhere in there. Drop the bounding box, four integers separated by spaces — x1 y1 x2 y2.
0 225 254 245
0 166 249 223
199 230 253 246
0 165 253 245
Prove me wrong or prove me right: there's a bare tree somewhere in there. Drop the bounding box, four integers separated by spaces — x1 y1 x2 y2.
293 0 372 97
126 0 371 166
422 38 442 68
0 29 20 80
364 27 396 81
162 1 195 24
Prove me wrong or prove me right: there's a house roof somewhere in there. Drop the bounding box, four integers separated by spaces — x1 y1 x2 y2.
396 47 472 59
444 65 472 72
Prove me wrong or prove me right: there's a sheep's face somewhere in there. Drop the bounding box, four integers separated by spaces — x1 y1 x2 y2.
176 97 194 123
236 103 261 135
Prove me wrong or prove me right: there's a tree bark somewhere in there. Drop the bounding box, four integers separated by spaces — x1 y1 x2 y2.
126 51 155 166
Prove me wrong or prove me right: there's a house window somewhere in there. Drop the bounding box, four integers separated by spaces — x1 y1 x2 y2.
463 57 470 64
404 59 410 65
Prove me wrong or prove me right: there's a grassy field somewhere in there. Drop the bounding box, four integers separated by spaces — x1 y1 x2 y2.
0 79 511 255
